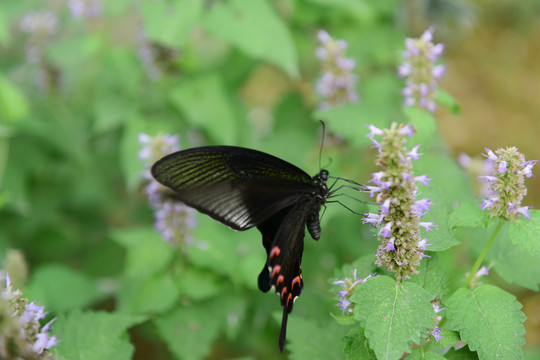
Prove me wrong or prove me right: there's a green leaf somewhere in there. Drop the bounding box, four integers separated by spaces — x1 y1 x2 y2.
110 227 173 278
408 348 446 360
509 209 540 256
202 0 299 77
444 346 480 359
117 272 179 314
409 253 449 298
140 0 203 47
168 73 238 144
316 102 383 148
445 285 526 360
155 294 245 360
404 107 437 148
470 223 540 290
448 201 497 233
54 310 146 360
0 75 29 123
419 183 460 251
343 327 377 360
350 276 435 360
436 89 461 115
287 316 350 360
24 264 100 313
177 268 226 301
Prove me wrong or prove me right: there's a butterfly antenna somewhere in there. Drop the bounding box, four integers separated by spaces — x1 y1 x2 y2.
318 120 326 170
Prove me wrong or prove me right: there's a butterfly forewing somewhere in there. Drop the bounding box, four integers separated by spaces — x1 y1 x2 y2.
151 146 314 230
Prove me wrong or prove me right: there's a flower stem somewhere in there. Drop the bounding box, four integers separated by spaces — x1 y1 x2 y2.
464 218 504 288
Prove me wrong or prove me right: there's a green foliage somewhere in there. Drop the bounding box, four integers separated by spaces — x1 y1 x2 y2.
0 0 538 359
351 276 435 360
53 310 146 360
287 316 350 360
509 209 540 256
446 285 526 360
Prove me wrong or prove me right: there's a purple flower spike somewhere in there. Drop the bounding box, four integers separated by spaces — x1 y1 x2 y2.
398 28 445 113
316 30 358 109
480 147 536 221
366 123 434 280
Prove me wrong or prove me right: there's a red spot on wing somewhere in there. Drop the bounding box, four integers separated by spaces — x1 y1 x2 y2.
271 265 281 278
269 246 281 259
292 276 301 289
281 287 287 300
277 275 284 286
286 293 293 308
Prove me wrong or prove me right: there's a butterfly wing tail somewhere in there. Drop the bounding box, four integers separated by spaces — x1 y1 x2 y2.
279 307 288 353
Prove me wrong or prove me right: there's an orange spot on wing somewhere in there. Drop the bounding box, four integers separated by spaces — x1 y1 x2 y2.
280 287 287 300
286 293 293 308
269 246 281 258
277 275 284 286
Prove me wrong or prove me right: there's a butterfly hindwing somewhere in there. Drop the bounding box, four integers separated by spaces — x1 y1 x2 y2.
151 146 313 230
257 199 321 352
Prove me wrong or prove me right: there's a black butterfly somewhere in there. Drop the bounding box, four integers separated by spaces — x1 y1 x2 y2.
151 145 351 352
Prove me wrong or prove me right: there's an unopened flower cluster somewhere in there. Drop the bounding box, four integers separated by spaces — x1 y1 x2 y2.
137 32 179 81
0 274 57 359
68 0 102 19
139 134 196 246
480 147 536 221
315 30 359 110
20 11 60 92
333 270 374 315
398 28 445 113
364 123 435 280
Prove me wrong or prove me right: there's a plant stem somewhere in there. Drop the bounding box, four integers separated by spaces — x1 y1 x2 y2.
464 218 504 288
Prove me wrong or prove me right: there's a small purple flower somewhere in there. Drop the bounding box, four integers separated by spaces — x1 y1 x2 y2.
431 326 443 342
398 28 445 113
333 270 374 315
476 266 489 277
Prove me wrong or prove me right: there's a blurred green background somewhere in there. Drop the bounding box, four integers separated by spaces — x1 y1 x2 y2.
0 0 539 359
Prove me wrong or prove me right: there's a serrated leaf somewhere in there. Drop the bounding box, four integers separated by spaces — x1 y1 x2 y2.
343 327 377 360
469 223 540 290
509 209 540 256
54 310 146 360
448 201 497 233
409 253 449 298
155 294 244 360
202 0 299 77
446 285 526 360
350 276 435 360
24 264 100 313
286 316 350 360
